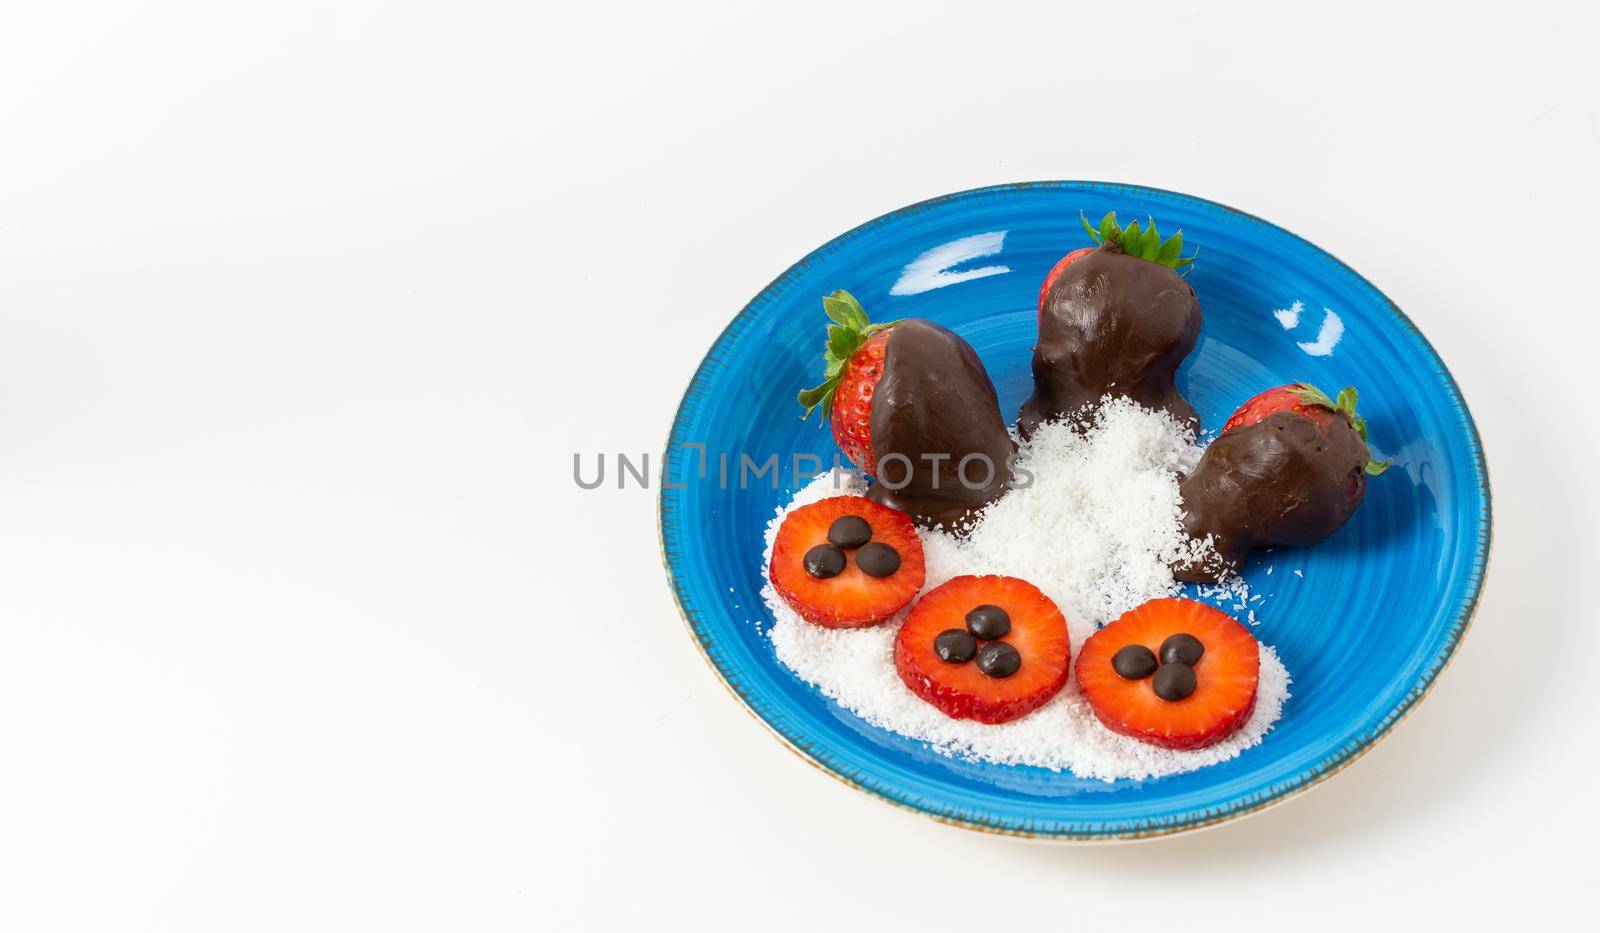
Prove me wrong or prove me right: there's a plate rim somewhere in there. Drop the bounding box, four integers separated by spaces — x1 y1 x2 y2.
657 180 1493 841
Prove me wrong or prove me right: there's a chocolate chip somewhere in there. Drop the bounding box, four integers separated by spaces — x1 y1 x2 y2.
976 642 1021 678
855 542 900 578
934 629 977 664
1153 662 1197 701
827 515 872 549
1159 633 1205 666
803 544 845 579
964 604 1011 640
1111 644 1158 680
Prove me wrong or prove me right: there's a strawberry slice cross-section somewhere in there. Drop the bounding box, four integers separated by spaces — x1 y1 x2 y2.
894 575 1070 724
1076 598 1260 749
769 496 926 628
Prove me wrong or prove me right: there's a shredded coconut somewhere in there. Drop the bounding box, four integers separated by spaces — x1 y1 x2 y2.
759 398 1292 782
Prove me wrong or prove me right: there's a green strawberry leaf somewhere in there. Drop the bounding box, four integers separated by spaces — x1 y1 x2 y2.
1081 211 1102 243
822 291 868 330
797 290 895 422
797 383 829 414
1074 211 1195 270
827 325 860 361
1099 211 1119 244
1364 458 1391 476
1122 219 1141 253
1158 230 1184 265
1292 383 1338 411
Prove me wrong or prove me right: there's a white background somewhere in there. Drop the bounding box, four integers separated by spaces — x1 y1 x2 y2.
2 2 1597 930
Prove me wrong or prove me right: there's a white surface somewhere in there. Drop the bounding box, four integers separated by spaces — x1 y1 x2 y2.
0 2 1595 930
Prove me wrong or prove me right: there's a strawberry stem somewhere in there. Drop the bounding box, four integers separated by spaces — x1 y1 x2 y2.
797 290 894 420
1079 211 1196 271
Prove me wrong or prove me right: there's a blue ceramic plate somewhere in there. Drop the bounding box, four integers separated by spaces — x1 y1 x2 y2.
659 182 1490 840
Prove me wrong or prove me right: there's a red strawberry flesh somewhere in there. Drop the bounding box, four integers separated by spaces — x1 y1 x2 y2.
828 328 890 476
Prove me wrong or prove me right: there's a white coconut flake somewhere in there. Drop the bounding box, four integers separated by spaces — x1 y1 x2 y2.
760 398 1292 782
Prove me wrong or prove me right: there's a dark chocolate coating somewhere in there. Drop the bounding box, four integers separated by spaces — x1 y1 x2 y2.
1018 245 1200 436
802 544 845 579
854 541 901 578
1111 644 1158 680
1175 411 1371 582
1159 633 1205 666
1152 662 1197 701
826 515 872 549
865 319 1014 530
934 629 977 664
964 604 1011 640
976 641 1022 679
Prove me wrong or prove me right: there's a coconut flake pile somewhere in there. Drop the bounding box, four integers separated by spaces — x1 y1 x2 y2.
760 398 1291 782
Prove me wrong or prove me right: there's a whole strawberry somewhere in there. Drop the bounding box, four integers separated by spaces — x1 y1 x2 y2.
798 291 1012 530
1175 382 1389 582
1018 212 1201 437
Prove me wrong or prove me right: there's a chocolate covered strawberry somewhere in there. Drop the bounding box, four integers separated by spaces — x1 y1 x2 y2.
1018 213 1201 437
1077 598 1259 750
798 291 1012 530
894 575 1070 724
1175 383 1390 582
769 496 926 628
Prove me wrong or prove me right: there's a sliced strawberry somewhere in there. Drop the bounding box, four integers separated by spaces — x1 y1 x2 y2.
894 575 1070 724
769 496 925 628
1076 598 1259 749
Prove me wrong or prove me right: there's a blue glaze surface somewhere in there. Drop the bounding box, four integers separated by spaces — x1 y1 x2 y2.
659 182 1491 839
